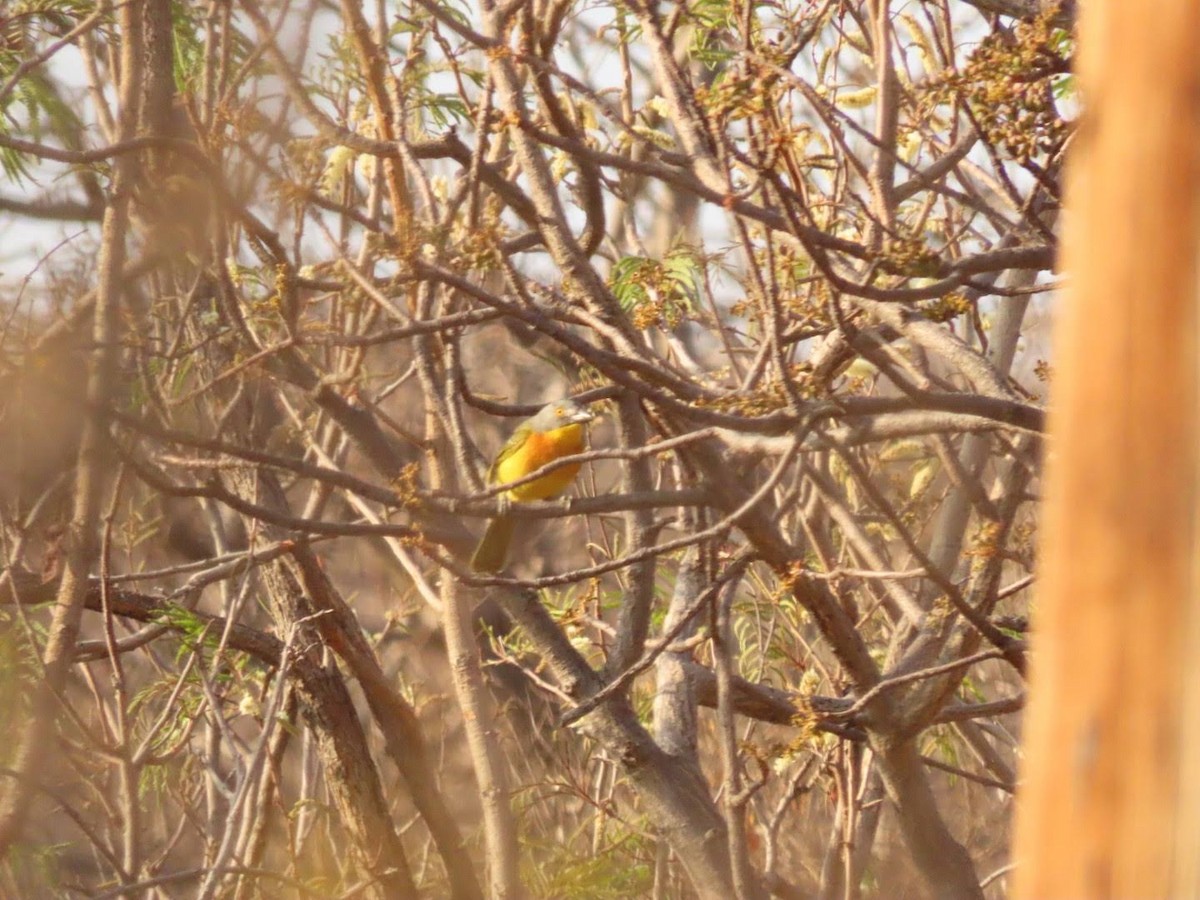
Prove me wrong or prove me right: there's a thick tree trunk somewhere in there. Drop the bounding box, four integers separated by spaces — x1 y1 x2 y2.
1014 0 1200 895
871 737 983 899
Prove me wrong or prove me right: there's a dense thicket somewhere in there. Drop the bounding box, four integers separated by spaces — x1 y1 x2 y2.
0 0 1067 896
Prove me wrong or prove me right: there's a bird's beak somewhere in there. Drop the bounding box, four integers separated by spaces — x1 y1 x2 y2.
569 407 596 424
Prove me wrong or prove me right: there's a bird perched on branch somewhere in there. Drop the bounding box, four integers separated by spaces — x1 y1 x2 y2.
470 398 596 573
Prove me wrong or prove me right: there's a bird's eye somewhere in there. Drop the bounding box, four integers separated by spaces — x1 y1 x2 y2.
555 407 565 416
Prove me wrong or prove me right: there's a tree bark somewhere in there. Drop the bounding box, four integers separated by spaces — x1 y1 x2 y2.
0 0 141 858
870 737 983 899
1014 0 1200 895
232 475 417 899
497 584 738 898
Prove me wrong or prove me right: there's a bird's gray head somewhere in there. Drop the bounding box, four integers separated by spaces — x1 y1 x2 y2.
529 398 595 431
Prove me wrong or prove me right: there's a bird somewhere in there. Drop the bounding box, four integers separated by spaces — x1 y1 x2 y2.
470 398 596 573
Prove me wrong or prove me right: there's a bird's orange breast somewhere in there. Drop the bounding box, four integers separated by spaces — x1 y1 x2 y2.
495 423 585 501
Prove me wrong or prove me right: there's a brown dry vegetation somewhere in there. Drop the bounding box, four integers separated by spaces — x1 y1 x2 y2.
0 0 1065 897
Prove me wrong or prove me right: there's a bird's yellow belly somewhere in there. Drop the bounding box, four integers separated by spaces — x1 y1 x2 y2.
495 424 584 501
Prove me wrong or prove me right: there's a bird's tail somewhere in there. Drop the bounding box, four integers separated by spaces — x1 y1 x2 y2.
470 515 515 573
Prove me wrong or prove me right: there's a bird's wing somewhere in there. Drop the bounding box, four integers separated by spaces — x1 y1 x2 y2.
487 422 533 485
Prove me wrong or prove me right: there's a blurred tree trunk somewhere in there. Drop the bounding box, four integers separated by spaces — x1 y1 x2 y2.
0 0 143 856
1014 1 1200 895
